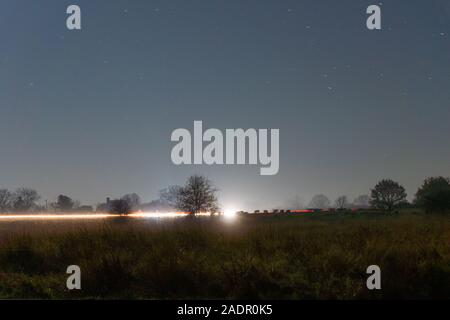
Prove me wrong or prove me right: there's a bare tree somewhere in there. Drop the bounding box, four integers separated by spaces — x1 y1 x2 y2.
176 175 219 214
308 194 331 209
370 179 407 212
0 189 12 212
335 196 349 209
12 188 40 212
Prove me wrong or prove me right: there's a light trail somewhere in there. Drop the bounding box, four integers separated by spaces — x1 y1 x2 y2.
127 212 190 218
0 213 120 220
0 212 192 220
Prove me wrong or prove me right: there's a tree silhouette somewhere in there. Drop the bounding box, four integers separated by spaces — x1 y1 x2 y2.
176 175 219 214
121 193 141 211
415 177 450 213
370 179 407 212
54 194 75 211
335 196 349 209
108 199 133 215
12 188 40 212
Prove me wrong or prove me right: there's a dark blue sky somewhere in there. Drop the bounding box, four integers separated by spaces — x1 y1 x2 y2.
1 1 449 210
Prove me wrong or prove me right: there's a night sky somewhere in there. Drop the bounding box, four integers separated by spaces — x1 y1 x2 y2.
1 0 449 210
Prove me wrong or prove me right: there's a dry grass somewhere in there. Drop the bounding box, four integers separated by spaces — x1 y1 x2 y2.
0 212 448 299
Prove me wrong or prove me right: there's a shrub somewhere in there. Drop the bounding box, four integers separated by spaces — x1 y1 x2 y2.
415 177 450 213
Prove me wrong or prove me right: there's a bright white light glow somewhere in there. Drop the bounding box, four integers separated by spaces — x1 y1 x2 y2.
223 207 237 218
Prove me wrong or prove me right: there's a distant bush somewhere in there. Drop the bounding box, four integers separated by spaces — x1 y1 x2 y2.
108 199 132 215
53 194 75 211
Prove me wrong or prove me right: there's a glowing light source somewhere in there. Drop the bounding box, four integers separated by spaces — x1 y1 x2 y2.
223 207 237 218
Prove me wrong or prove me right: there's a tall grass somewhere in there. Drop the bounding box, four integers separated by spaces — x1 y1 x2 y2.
0 213 448 299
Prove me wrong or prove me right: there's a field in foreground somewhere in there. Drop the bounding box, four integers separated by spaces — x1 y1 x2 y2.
0 212 449 299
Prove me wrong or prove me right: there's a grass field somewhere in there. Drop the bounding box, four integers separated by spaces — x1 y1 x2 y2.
0 212 449 299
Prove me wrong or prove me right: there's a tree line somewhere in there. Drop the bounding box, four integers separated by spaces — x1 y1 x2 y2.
0 188 40 212
1 176 449 215
0 175 219 215
299 177 450 214
103 175 219 215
